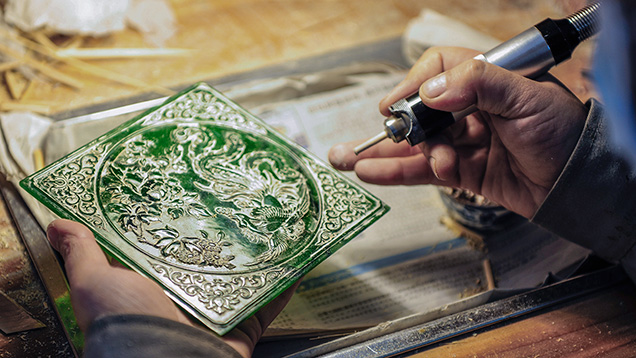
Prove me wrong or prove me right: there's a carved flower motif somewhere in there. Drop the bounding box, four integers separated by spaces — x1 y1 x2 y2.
207 282 241 314
174 247 200 265
198 231 235 269
149 226 235 269
326 186 368 225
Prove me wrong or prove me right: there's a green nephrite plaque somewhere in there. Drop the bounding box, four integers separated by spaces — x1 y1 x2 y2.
20 83 389 335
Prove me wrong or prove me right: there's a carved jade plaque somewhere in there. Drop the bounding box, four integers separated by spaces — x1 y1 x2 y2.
20 83 389 335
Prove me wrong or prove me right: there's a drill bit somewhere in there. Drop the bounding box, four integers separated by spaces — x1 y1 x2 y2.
354 131 388 155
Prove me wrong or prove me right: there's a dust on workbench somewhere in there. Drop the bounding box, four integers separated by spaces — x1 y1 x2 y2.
0 0 592 116
0 194 74 357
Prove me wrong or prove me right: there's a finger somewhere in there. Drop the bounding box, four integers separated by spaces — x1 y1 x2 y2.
418 59 553 118
353 155 453 186
418 135 459 182
109 258 129 269
379 47 480 116
418 59 586 158
255 280 301 328
329 139 418 171
47 219 109 284
445 113 493 149
224 280 302 358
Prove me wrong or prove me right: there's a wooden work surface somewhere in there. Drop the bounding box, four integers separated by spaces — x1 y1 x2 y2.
6 0 594 114
3 0 633 357
411 282 636 357
0 188 74 356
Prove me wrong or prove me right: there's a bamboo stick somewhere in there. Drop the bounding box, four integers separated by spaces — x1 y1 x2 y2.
31 31 58 51
61 36 83 49
56 47 194 59
4 71 28 99
20 79 36 100
33 149 45 171
0 61 21 72
0 42 84 89
482 259 495 290
0 29 174 96
0 101 53 115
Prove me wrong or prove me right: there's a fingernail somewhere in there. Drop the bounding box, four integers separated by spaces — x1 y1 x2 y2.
329 144 350 170
47 224 59 244
382 80 407 104
429 157 441 180
422 74 446 98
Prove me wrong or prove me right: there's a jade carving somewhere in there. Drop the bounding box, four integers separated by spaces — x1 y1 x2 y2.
21 83 389 335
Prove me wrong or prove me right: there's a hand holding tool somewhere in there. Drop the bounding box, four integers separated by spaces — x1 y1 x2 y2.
355 3 601 155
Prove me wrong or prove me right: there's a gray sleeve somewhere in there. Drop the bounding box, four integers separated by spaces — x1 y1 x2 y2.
83 315 244 358
531 99 636 280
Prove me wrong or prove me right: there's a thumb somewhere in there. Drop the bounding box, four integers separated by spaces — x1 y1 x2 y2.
47 219 110 284
418 59 544 119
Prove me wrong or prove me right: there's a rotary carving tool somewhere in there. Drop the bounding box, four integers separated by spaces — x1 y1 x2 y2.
354 3 601 155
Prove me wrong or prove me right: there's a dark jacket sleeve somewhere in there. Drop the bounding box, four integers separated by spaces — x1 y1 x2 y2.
532 99 636 281
83 315 244 358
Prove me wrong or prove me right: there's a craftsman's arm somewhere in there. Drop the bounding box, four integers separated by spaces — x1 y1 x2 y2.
83 315 242 358
532 99 636 280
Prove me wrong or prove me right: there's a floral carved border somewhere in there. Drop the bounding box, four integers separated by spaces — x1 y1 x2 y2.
35 143 110 229
152 263 290 316
309 163 375 246
143 89 267 135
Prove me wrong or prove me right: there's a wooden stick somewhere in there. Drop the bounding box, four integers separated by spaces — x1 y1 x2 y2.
56 47 195 59
0 101 53 115
20 79 36 101
33 149 45 171
0 29 174 96
0 61 21 72
0 42 84 89
61 36 83 49
31 31 58 51
4 71 28 99
482 259 496 290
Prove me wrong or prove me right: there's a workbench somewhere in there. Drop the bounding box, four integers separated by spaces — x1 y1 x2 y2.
6 0 596 111
2 1 635 357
